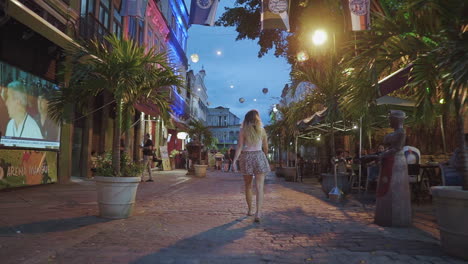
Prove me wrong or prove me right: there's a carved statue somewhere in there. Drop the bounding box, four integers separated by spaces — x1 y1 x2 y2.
361 110 412 227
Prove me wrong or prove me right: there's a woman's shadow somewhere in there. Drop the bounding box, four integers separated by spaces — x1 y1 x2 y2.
131 217 255 263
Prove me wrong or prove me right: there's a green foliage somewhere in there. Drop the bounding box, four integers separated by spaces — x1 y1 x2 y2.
49 34 183 176
187 120 213 147
95 152 144 177
169 149 180 158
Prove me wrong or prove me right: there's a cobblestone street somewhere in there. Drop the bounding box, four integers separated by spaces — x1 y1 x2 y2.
0 170 466 264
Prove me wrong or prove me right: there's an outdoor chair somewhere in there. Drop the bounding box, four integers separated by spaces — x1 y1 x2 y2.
407 164 420 183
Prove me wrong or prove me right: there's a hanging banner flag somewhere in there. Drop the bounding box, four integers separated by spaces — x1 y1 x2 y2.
189 0 220 26
120 0 149 19
349 0 371 31
261 0 290 32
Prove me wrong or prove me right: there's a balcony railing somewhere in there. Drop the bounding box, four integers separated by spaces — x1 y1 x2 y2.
19 0 67 33
79 14 111 43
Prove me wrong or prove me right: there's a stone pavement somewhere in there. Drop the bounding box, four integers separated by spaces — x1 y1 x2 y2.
0 169 467 264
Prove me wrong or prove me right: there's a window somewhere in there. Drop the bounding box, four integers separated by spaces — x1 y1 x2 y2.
128 17 137 41
81 0 95 16
113 8 122 37
98 0 110 30
138 20 145 45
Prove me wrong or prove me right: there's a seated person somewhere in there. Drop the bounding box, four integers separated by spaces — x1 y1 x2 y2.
332 149 347 174
152 150 162 169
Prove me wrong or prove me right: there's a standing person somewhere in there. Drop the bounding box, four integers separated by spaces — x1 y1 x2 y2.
214 150 224 170
140 133 154 182
232 110 270 223
228 146 235 172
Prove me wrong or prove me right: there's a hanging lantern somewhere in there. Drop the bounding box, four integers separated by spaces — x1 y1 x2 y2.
190 53 199 63
262 88 268 94
239 97 245 103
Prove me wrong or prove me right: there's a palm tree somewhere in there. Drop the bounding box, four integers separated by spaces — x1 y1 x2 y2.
187 119 213 165
292 57 348 160
345 0 467 189
49 34 183 176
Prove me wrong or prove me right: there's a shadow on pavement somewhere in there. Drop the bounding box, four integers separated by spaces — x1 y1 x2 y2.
0 216 111 235
131 218 257 263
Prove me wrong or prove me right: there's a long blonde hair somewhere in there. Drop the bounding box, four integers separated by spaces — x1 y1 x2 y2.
242 110 265 145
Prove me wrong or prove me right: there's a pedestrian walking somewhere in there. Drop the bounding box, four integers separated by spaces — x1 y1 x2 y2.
140 133 154 182
232 109 270 223
228 146 236 172
214 151 224 170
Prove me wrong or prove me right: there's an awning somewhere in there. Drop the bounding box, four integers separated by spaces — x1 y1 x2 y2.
168 113 188 131
377 64 412 97
376 95 416 107
6 0 79 49
297 108 328 127
134 101 161 117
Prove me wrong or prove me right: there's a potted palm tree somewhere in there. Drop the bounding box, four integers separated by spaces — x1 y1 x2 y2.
344 0 467 259
187 120 213 177
49 34 182 218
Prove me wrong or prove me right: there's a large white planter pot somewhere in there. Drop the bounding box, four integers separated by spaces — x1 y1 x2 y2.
432 186 468 260
194 165 208 177
95 176 141 219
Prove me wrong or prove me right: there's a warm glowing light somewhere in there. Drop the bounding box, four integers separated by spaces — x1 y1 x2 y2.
177 132 188 139
190 54 199 63
312 29 327 46
439 98 446 104
316 137 321 141
297 51 309 62
353 125 358 129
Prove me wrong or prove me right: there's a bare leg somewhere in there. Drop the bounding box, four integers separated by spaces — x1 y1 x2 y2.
255 173 266 221
243 174 254 215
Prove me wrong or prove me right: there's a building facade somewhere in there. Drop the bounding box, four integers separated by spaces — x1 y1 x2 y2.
0 0 80 187
0 0 193 189
187 68 208 122
206 106 240 149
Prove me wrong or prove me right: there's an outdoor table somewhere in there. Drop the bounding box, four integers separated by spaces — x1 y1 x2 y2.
419 163 441 194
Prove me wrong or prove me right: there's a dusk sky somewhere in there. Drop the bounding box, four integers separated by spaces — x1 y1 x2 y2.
185 1 291 124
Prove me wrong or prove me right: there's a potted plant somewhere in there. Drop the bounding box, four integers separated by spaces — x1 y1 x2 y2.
187 120 213 177
48 35 182 218
94 152 143 218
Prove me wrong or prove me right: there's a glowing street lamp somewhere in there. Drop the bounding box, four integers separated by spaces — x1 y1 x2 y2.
312 29 327 46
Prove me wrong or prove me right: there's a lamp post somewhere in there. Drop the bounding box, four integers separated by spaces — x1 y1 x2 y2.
311 29 342 201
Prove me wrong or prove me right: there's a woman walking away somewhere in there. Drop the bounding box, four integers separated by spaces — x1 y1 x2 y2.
232 110 270 223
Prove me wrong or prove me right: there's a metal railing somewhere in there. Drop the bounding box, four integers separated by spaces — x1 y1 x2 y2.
78 14 111 43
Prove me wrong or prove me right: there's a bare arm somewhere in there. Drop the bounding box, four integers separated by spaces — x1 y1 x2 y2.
232 128 244 165
262 129 268 155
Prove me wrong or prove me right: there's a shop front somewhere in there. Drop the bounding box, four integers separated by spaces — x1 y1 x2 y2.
0 19 63 189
